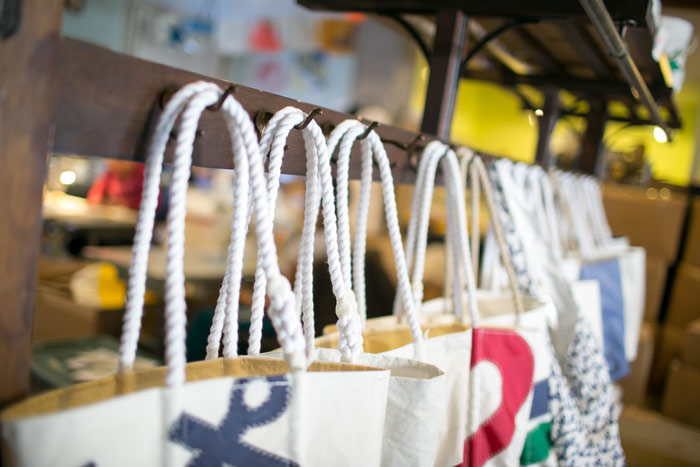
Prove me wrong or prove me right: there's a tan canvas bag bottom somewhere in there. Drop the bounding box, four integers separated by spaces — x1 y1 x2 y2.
2 357 382 420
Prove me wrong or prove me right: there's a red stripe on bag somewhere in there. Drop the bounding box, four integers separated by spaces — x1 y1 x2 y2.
458 328 534 467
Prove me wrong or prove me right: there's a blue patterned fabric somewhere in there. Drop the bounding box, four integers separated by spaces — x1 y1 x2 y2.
579 260 629 381
549 318 625 466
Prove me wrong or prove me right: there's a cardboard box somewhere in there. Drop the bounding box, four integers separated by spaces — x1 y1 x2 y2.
644 256 668 323
683 200 700 266
650 324 686 391
602 184 688 262
620 406 700 466
682 319 700 369
37 256 88 281
620 322 657 406
661 361 700 428
666 262 700 327
32 282 123 342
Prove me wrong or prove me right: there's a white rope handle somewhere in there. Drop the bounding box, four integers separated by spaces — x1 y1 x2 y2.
366 130 424 348
119 82 216 373
443 148 476 307
207 109 299 359
249 111 314 356
327 121 424 348
396 141 481 325
244 108 362 362
220 96 307 371
442 149 480 326
391 139 432 318
162 87 225 386
394 142 446 316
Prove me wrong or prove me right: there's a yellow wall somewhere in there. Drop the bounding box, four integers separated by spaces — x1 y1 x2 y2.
410 57 699 185
604 84 699 186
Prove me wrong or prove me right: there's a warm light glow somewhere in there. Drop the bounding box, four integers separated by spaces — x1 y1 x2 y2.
653 126 668 143
421 66 429 81
59 170 76 185
534 108 544 117
528 113 536 126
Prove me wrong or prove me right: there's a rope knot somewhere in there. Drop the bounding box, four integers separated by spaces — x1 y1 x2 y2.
335 291 357 319
267 273 292 300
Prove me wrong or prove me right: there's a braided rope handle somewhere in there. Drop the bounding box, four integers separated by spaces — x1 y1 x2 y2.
221 96 306 371
119 82 215 374
328 121 424 348
122 82 307 381
206 109 302 360
394 141 482 325
240 108 363 362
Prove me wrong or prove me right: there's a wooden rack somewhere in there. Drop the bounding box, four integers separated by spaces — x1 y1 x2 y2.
0 0 681 405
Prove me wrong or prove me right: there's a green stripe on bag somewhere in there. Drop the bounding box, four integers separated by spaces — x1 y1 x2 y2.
520 421 551 465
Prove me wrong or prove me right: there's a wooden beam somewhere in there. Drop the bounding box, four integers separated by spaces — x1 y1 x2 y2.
579 99 608 176
512 27 563 75
534 87 560 168
54 39 445 185
421 10 467 140
463 68 634 96
0 0 62 405
298 0 654 25
557 24 614 79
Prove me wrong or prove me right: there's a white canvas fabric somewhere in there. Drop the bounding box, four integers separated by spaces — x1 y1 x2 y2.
3 369 390 467
2 83 392 467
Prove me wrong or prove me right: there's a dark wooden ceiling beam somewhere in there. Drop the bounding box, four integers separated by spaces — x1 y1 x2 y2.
557 24 615 79
298 0 654 26
510 27 564 74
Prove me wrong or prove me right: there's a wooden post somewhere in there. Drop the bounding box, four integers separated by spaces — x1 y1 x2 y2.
421 10 467 141
534 86 560 168
580 99 608 177
0 0 62 405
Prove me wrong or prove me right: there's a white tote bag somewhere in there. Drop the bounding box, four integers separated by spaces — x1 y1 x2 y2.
488 161 624 465
420 154 556 467
382 145 540 467
556 171 645 363
208 110 447 467
1 83 391 467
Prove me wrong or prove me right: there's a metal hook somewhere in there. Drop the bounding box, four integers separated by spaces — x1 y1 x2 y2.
255 110 274 136
407 151 421 172
158 86 179 110
295 108 322 130
357 121 379 140
381 133 425 152
321 122 336 136
207 85 236 111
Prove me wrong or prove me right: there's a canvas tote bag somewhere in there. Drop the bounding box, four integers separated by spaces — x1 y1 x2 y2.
555 171 644 368
419 155 556 467
1 82 391 467
487 161 624 465
208 109 447 467
320 143 540 467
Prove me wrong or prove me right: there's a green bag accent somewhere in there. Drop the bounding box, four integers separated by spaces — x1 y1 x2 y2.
520 421 552 465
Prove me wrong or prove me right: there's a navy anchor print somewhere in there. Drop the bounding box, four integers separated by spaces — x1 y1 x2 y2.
169 375 299 466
